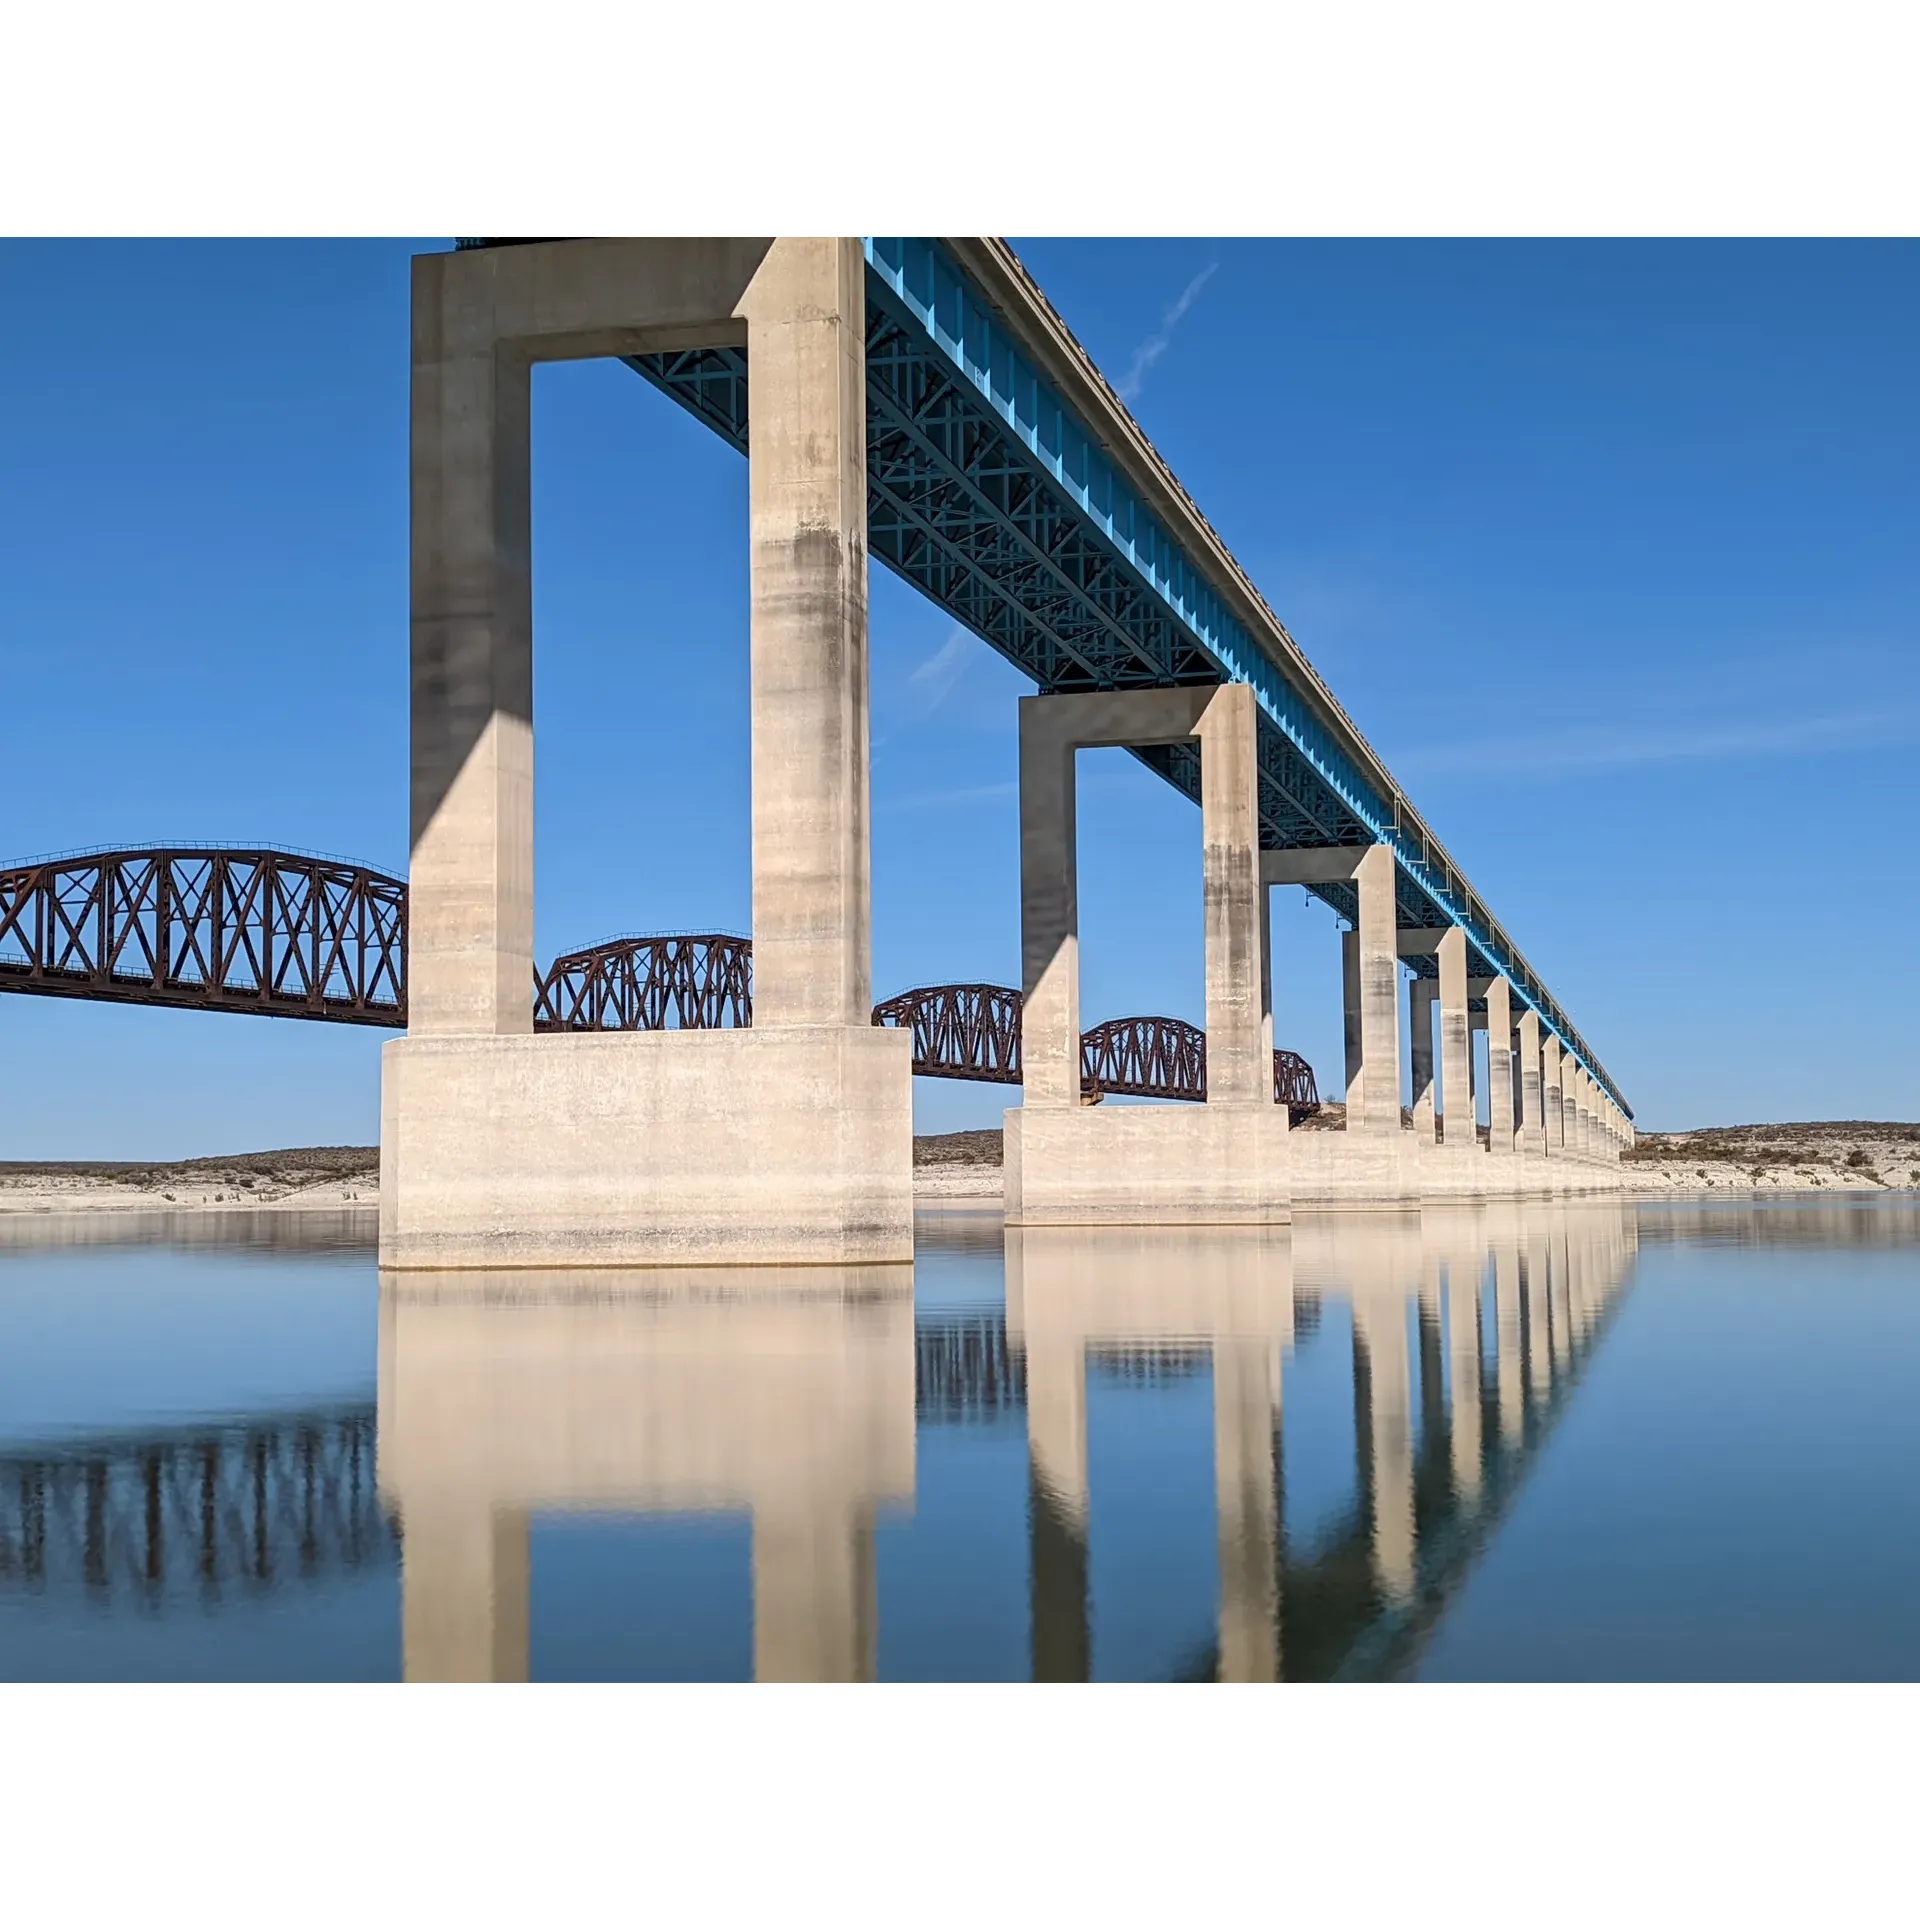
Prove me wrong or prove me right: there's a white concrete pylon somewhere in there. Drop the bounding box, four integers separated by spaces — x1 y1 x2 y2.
1485 976 1514 1154
1437 927 1474 1150
1517 1009 1545 1155
1542 1033 1564 1155
1262 842 1400 1133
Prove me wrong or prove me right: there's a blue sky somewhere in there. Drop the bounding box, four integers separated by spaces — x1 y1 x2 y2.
1 239 1913 1156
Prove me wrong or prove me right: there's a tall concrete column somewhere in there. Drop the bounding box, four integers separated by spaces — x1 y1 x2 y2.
1485 976 1514 1154
1542 1034 1564 1154
1018 683 1263 1111
1195 685 1268 1106
1408 977 1437 1143
1353 846 1402 1131
1017 700 1083 1112
409 272 535 1038
1517 1009 1545 1154
402 1506 530 1682
742 238 873 1029
1353 1291 1414 1604
1437 928 1473 1149
752 1506 876 1682
1214 1338 1281 1683
1562 1057 1583 1158
1341 931 1363 1115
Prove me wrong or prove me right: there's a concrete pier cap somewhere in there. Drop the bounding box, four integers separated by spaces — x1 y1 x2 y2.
381 237 913 1273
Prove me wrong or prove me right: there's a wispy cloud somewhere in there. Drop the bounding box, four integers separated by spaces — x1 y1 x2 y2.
1393 706 1920 781
1116 263 1218 403
903 625 973 718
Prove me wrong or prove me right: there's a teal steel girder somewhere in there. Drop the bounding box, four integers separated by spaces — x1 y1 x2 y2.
616 240 1626 1115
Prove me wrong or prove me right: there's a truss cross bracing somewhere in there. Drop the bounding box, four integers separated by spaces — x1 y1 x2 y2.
610 237 1624 1116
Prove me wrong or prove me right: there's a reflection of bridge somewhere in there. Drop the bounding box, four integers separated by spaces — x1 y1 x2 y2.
1012 1204 1639 1681
0 1403 393 1601
0 852 1318 1113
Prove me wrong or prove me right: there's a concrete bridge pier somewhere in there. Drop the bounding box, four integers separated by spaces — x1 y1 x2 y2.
1517 1010 1546 1154
1003 683 1289 1226
380 236 912 1273
1436 929 1474 1149
1484 977 1515 1154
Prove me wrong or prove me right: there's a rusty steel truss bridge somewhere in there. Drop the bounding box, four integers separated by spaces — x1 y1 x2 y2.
0 845 1320 1113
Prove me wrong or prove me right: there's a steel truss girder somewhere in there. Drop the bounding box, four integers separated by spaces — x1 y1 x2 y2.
567 248 1624 1113
0 850 407 1025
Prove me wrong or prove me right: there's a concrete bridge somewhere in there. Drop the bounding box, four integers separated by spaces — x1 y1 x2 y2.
4 237 1634 1267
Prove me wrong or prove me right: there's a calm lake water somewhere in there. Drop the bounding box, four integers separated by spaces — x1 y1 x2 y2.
1 1197 1916 1682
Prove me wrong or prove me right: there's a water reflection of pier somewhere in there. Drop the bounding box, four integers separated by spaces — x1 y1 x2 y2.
376 1204 1634 1681
377 1280 915 1681
1011 1203 1638 1681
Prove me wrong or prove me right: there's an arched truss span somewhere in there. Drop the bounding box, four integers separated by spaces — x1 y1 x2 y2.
0 849 406 1026
869 982 1023 1085
872 983 1320 1116
534 933 752 1033
0 863 1318 1114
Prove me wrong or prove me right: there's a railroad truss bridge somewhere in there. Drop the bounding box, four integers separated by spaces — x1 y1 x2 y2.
0 846 1319 1114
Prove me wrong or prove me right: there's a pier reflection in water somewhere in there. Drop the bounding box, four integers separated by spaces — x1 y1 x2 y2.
378 1278 913 1682
371 1203 1635 1681
1014 1205 1636 1682
13 1198 1913 1679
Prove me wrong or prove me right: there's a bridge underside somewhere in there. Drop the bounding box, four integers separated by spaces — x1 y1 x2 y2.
3 237 1628 1269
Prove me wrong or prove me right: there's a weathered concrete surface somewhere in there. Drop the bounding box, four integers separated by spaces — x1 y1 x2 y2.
1005 1104 1292 1226
381 1026 913 1270
388 237 912 1271
1517 1008 1545 1155
1007 683 1288 1224
377 1275 912 1681
1485 975 1514 1154
1437 927 1472 1149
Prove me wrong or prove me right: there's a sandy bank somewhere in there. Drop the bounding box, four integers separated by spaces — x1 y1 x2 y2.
5 1121 1913 1216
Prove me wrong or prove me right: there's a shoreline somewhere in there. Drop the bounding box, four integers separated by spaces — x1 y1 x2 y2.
3 1121 1915 1216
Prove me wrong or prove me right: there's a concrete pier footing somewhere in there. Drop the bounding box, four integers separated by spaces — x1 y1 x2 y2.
1003 684 1290 1227
380 237 914 1272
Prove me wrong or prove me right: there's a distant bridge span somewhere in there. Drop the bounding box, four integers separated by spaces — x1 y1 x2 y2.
0 850 1319 1114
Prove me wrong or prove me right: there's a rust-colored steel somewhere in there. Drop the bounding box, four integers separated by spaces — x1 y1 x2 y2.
0 849 406 1026
870 982 1023 1083
0 861 1320 1115
873 980 1319 1116
534 933 752 1032
1078 1014 1209 1102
